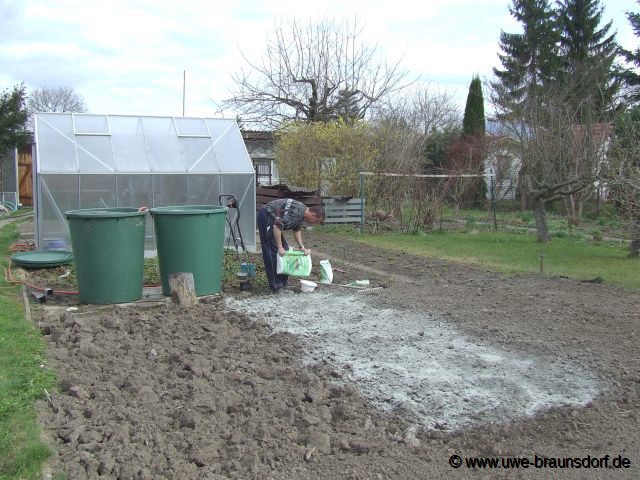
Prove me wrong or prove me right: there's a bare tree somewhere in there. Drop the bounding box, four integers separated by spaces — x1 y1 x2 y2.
368 85 462 230
444 135 488 211
28 86 87 114
26 86 87 131
606 109 640 256
510 90 609 242
225 17 410 128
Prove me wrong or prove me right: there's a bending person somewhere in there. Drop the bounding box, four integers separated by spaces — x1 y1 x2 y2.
257 198 324 292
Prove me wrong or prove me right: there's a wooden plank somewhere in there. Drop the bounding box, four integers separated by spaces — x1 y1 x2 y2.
325 205 362 212
325 210 362 216
323 198 362 205
325 213 361 219
18 151 33 206
256 188 282 195
324 217 362 224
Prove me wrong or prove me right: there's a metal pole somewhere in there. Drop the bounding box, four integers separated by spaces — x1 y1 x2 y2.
182 70 186 117
490 169 497 231
359 172 365 235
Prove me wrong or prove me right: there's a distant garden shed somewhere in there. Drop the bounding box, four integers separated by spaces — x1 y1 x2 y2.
33 113 256 252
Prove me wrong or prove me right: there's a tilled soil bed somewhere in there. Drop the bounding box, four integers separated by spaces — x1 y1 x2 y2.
35 228 640 479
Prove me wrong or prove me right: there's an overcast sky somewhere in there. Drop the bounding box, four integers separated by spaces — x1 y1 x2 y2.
0 0 636 121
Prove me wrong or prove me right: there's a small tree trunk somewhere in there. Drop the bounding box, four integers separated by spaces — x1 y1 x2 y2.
564 194 581 227
576 198 583 226
533 198 550 243
630 216 640 258
519 170 527 211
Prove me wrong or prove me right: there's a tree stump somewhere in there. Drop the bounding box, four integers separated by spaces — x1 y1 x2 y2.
168 272 197 306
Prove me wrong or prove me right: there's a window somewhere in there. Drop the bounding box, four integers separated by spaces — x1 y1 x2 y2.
254 159 272 185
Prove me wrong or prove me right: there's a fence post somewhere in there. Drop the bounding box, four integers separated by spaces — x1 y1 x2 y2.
359 172 365 235
490 169 498 232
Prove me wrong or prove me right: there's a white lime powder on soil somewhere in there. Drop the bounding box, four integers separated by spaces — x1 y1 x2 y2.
225 291 599 431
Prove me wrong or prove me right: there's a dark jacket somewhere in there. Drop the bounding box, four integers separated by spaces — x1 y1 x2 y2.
264 198 306 231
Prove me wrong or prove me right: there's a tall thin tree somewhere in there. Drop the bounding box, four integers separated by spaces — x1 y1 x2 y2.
463 75 486 136
460 75 487 205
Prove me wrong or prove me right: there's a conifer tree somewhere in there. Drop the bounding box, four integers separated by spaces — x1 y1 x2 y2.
556 0 620 119
460 75 487 204
463 75 486 136
621 1 640 104
491 0 558 120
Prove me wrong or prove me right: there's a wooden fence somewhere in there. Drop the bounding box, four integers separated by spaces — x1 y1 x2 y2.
322 197 363 224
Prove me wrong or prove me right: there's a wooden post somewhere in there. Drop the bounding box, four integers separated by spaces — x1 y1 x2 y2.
168 272 197 306
359 172 365 235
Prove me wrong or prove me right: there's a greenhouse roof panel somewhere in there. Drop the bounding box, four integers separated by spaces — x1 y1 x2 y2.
35 113 252 174
74 114 110 135
175 117 209 136
110 116 151 172
76 136 115 172
211 121 254 173
141 116 184 172
36 115 77 173
180 137 220 173
206 118 253 172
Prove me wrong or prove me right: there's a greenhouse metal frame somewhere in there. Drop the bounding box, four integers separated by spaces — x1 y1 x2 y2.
33 113 256 252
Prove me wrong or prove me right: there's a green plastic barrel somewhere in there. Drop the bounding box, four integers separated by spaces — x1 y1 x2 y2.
150 205 228 296
66 208 146 304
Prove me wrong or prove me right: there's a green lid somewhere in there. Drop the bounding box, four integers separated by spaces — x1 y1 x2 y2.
66 208 146 219
11 251 74 268
149 205 227 215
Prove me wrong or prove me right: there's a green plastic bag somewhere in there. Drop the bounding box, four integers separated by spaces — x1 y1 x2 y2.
276 250 312 277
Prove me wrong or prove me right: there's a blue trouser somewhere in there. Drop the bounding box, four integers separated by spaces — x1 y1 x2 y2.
257 207 289 290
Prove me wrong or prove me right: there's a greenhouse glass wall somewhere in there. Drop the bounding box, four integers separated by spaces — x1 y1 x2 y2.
33 113 256 252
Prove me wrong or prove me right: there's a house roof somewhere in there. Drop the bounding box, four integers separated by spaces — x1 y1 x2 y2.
572 123 613 144
241 130 275 141
259 183 319 194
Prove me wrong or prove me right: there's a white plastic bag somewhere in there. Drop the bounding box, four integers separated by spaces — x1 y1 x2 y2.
319 259 333 284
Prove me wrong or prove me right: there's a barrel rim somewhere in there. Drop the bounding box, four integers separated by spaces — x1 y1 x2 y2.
149 205 228 215
66 207 147 219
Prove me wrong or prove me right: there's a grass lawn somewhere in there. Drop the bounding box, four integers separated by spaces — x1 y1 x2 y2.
400 204 630 241
359 230 640 290
0 221 56 480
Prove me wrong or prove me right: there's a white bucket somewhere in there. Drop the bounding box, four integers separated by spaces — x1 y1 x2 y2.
299 279 317 293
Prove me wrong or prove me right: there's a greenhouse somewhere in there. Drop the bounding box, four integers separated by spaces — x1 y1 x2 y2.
33 113 256 252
